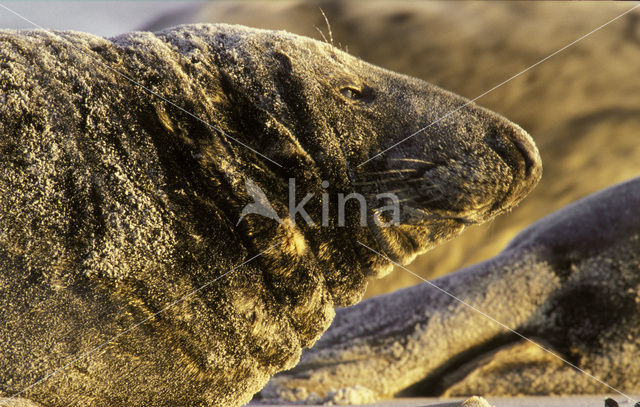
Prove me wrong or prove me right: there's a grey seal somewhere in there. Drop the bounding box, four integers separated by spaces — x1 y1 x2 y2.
262 177 640 404
0 24 540 406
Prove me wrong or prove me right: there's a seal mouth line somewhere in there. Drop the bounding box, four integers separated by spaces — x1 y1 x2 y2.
356 2 640 168
6 241 285 401
356 240 640 405
0 2 284 169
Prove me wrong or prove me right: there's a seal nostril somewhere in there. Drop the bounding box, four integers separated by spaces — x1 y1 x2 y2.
484 125 522 173
509 129 538 178
484 123 538 179
484 120 542 213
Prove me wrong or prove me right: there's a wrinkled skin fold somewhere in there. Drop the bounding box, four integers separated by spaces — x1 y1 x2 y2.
262 177 640 404
0 24 540 406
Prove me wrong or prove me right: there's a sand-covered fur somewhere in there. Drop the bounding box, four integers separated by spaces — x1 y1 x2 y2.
0 24 539 405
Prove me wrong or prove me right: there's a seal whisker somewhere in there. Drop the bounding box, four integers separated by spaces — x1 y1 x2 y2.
389 158 435 166
319 8 334 45
360 189 412 199
314 26 329 44
354 179 439 188
361 169 418 176
353 178 435 186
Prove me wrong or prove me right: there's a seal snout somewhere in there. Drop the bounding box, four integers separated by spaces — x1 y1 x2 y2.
484 119 542 210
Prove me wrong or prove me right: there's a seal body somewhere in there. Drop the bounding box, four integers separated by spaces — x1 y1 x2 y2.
0 24 540 406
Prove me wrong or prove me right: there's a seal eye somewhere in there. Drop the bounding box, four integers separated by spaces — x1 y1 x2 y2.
340 86 363 100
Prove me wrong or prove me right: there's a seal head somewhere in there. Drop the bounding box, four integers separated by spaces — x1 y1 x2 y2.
210 24 542 304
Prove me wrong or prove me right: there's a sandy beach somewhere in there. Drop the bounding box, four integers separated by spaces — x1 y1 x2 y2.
257 395 640 407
